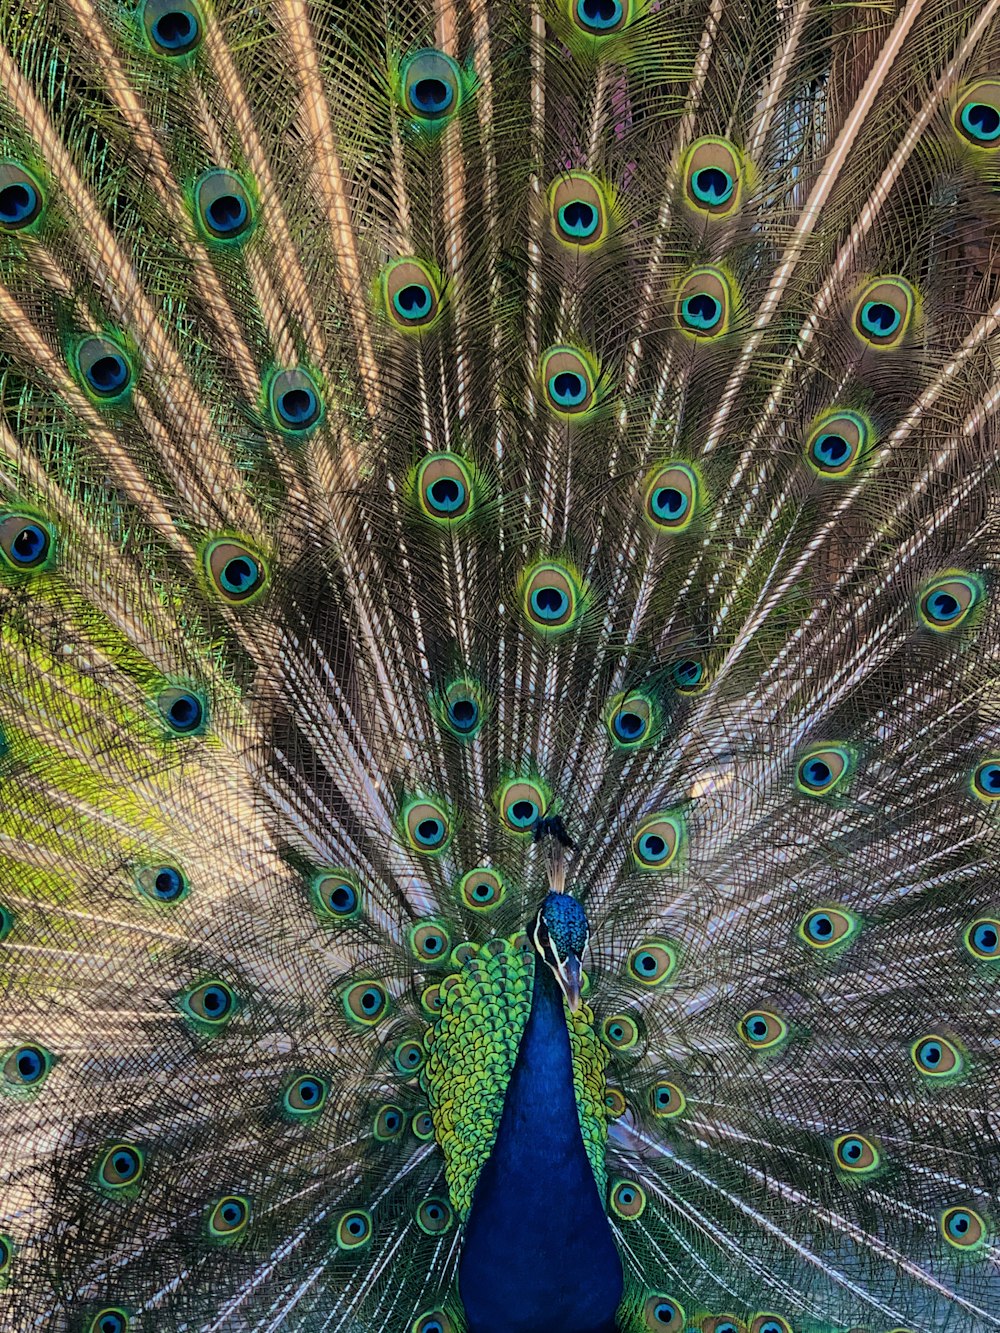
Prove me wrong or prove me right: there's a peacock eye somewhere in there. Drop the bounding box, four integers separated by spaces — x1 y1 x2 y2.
411 1312 456 1333
335 1208 373 1251
522 561 583 632
178 980 238 1030
3 1043 53 1089
631 814 683 869
498 778 549 834
410 921 452 964
911 1034 963 1079
156 686 206 735
965 917 1000 960
0 160 45 230
918 573 982 631
600 1013 640 1051
411 1109 435 1140
312 870 362 922
96 1143 144 1191
195 170 255 244
204 539 268 604
268 368 323 433
798 906 859 950
954 81 1000 146
972 759 1000 801
416 454 475 522
940 1205 986 1250
342 980 390 1027
382 258 443 331
682 137 743 218
832 1133 880 1174
283 1074 328 1116
739 1010 788 1051
89 1311 129 1333
549 172 612 247
208 1195 250 1238
702 1320 743 1333
143 0 203 55
399 49 465 124
852 276 916 348
626 939 678 987
606 691 655 747
393 1039 426 1075
1 514 55 580
676 267 733 339
671 657 705 692
805 409 872 478
570 0 631 35
74 335 133 403
136 864 189 904
416 1197 454 1234
403 798 452 854
795 745 852 795
373 1104 405 1140
649 1079 685 1118
641 1293 686 1331
751 1319 793 1333
459 867 505 911
540 346 600 417
643 463 700 534
609 1178 646 1219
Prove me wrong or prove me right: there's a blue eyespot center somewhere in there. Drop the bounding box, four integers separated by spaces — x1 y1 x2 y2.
447 696 478 729
842 1138 863 1161
918 1041 942 1068
652 1304 676 1324
531 586 569 619
17 1046 44 1081
962 102 1000 142
639 833 666 860
748 1017 767 1039
508 799 538 828
692 166 733 204
154 868 183 900
416 817 444 844
672 659 702 687
277 387 317 425
413 78 452 115
0 182 35 224
813 432 850 465
549 371 587 407
928 590 960 622
220 556 258 594
88 354 129 395
973 922 998 954
299 1079 320 1103
861 300 900 337
207 194 248 234
10 522 47 564
802 758 832 788
152 10 198 50
681 292 721 330
651 486 688 519
327 883 357 913
165 692 202 732
977 762 1000 793
202 985 230 1016
948 1210 971 1237
559 200 598 237
807 912 833 939
614 710 644 739
394 284 433 319
577 0 624 28
429 477 464 512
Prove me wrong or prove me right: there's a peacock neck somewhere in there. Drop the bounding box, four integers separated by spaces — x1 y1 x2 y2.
458 957 623 1333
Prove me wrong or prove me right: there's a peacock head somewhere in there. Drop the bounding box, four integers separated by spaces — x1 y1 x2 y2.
531 892 589 1012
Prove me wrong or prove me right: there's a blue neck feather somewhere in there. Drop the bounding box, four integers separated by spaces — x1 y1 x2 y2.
458 958 623 1333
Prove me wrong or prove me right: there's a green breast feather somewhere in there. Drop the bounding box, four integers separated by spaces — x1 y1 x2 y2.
421 934 611 1219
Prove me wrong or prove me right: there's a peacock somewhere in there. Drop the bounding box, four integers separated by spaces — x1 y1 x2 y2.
0 0 999 1329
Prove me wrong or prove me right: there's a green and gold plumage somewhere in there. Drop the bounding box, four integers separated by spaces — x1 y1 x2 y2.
0 0 999 1329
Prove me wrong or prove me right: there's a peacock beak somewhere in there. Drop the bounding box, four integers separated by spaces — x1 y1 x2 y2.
555 950 583 1012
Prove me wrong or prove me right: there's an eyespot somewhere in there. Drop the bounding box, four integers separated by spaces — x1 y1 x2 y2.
0 905 12 943
373 1103 405 1140
795 745 852 796
912 1034 963 1079
3 1043 53 1089
940 1205 986 1250
311 870 362 922
739 1010 788 1051
539 346 600 418
918 573 982 632
178 979 238 1029
702 1319 744 1333
0 513 54 572
676 266 733 339
798 906 859 950
74 335 133 403
972 759 1000 802
682 137 743 218
852 276 916 349
411 1109 435 1140
609 1178 646 1219
450 941 478 967
964 917 1000 960
521 560 584 633
420 983 443 1016
632 813 683 870
143 1 202 55
393 1039 426 1076
335 1208 373 1251
96 1143 144 1191
833 1133 880 1175
382 257 443 333
267 368 323 434
955 81 1000 146
135 864 189 904
204 538 268 604
642 1294 686 1331
498 778 550 834
195 170 255 244
438 677 484 740
805 410 872 478
569 0 631 35
416 453 475 522
649 1079 685 1118
604 1086 627 1118
399 49 465 125
549 172 613 248
627 939 678 987
403 798 452 854
412 1312 456 1333
89 1311 129 1333
342 980 390 1027
416 1197 453 1235
283 1074 328 1116
643 463 699 534
410 921 452 965
0 160 44 231
156 686 206 735
459 867 505 912
600 1013 640 1051
606 691 655 748
208 1195 250 1238
750 1319 792 1333
671 657 705 693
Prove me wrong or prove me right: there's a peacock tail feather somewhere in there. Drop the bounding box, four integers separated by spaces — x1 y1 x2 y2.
0 0 999 1329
